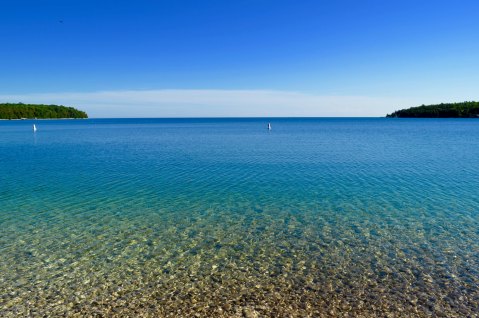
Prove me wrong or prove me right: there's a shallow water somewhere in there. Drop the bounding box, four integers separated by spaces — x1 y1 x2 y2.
0 118 478 317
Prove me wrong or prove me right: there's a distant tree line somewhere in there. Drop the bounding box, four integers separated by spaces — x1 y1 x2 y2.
387 101 479 118
0 103 88 119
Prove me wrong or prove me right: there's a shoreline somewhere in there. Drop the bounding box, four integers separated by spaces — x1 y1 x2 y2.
0 118 88 120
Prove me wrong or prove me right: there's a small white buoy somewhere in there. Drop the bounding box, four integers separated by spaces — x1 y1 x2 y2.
33 124 37 132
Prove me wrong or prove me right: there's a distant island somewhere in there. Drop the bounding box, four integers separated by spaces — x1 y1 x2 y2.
0 103 88 119
387 101 479 118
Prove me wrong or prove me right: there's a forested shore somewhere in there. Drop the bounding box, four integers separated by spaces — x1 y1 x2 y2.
0 103 88 119
387 102 479 118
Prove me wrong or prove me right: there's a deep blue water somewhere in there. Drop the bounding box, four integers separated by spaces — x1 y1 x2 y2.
1 118 478 316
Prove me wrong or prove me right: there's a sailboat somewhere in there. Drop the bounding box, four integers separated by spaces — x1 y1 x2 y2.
33 124 37 132
268 123 271 130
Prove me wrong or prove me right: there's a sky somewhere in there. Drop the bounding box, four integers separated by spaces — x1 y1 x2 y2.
1 0 478 117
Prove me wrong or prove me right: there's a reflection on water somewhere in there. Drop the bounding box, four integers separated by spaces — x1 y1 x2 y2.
0 118 478 317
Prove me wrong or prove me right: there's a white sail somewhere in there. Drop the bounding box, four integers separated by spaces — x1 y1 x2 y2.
268 123 271 130
33 124 37 132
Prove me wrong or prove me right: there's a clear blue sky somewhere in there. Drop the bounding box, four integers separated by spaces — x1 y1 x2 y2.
1 0 478 117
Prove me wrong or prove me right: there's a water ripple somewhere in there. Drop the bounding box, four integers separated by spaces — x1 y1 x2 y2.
0 118 478 317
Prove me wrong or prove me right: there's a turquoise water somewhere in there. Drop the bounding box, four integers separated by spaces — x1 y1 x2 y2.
0 118 478 317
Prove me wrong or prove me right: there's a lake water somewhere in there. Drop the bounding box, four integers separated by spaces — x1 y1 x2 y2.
0 118 478 317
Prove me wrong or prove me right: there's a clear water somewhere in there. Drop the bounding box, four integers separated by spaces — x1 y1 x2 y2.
0 118 478 317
